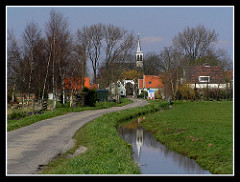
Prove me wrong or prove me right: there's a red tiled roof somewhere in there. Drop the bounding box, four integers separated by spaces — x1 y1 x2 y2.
185 65 224 83
138 75 164 89
64 77 90 90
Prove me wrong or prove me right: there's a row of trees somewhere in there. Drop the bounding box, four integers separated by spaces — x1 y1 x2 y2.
8 9 232 106
7 9 137 108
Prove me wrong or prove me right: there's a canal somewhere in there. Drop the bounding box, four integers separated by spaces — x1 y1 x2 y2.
118 118 211 175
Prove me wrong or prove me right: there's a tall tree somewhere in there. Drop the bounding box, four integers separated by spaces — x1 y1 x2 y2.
103 24 135 66
45 9 71 109
158 46 180 99
7 29 21 103
143 52 161 75
77 23 136 85
80 23 104 84
172 25 218 65
22 21 42 103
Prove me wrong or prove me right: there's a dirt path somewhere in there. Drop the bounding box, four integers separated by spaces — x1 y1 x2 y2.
7 99 148 174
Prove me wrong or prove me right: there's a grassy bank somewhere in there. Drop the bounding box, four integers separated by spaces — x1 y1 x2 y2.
141 101 233 174
7 98 133 132
41 101 169 174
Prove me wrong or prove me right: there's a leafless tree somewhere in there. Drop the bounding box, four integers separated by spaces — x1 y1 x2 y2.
7 29 21 104
22 21 42 104
143 52 161 75
77 23 136 85
78 23 104 84
158 46 179 72
158 46 181 99
44 9 71 109
172 25 218 65
103 25 136 65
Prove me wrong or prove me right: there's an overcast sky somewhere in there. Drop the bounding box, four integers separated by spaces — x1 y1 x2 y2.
6 6 234 61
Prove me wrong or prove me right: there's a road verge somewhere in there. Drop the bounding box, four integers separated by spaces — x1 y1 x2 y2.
41 101 169 174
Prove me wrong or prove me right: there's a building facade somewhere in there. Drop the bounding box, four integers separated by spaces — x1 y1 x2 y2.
182 64 228 89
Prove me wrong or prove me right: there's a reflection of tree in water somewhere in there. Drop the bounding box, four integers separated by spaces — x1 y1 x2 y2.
118 118 210 174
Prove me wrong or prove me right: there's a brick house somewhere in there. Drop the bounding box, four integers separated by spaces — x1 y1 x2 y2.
182 64 228 89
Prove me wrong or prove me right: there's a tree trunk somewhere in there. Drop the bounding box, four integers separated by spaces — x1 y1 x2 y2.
52 34 56 110
62 77 66 105
27 50 33 105
42 41 52 102
11 79 17 105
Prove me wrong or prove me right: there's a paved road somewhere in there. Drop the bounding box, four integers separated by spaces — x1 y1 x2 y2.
7 99 148 174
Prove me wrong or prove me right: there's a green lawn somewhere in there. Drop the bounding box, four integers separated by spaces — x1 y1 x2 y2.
141 101 233 174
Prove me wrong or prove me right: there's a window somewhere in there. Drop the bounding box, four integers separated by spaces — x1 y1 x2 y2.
199 76 210 83
136 55 139 61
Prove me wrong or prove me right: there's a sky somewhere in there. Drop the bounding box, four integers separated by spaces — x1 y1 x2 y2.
6 6 234 61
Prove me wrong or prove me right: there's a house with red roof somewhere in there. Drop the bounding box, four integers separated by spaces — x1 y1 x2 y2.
64 77 99 91
138 75 165 98
183 64 230 89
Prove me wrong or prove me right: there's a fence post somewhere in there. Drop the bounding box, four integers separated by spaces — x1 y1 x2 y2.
42 99 48 111
32 99 35 113
22 97 24 110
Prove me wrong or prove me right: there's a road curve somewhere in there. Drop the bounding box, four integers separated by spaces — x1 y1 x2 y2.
7 99 148 174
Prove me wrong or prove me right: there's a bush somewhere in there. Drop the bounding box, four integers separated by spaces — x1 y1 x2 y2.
140 91 148 99
155 90 162 100
177 84 196 100
8 110 28 120
83 87 97 107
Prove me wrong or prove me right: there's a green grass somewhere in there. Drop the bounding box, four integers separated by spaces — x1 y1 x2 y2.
7 98 133 132
41 101 169 174
141 101 233 174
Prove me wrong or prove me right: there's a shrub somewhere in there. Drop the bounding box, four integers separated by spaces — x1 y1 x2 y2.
8 110 28 120
155 90 162 100
83 87 97 107
177 84 196 100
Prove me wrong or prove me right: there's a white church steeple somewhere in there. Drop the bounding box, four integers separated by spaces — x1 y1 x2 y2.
136 33 143 68
137 33 141 52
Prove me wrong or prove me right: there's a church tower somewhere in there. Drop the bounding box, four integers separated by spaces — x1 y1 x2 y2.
136 33 143 68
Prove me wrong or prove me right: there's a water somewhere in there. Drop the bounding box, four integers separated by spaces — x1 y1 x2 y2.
118 118 211 175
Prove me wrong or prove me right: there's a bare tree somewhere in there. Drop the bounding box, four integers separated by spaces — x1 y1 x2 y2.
103 24 135 66
158 46 180 99
78 23 104 84
143 52 161 75
45 9 71 109
7 29 21 104
103 24 136 85
172 25 218 65
77 23 136 85
76 29 89 87
22 21 42 104
158 46 179 72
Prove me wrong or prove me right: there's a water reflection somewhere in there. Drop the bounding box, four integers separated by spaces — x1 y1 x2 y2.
118 118 211 174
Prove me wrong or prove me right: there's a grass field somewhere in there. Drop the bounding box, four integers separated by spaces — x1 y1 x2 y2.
141 101 233 174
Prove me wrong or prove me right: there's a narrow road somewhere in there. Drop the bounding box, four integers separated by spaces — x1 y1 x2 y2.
7 99 148 174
